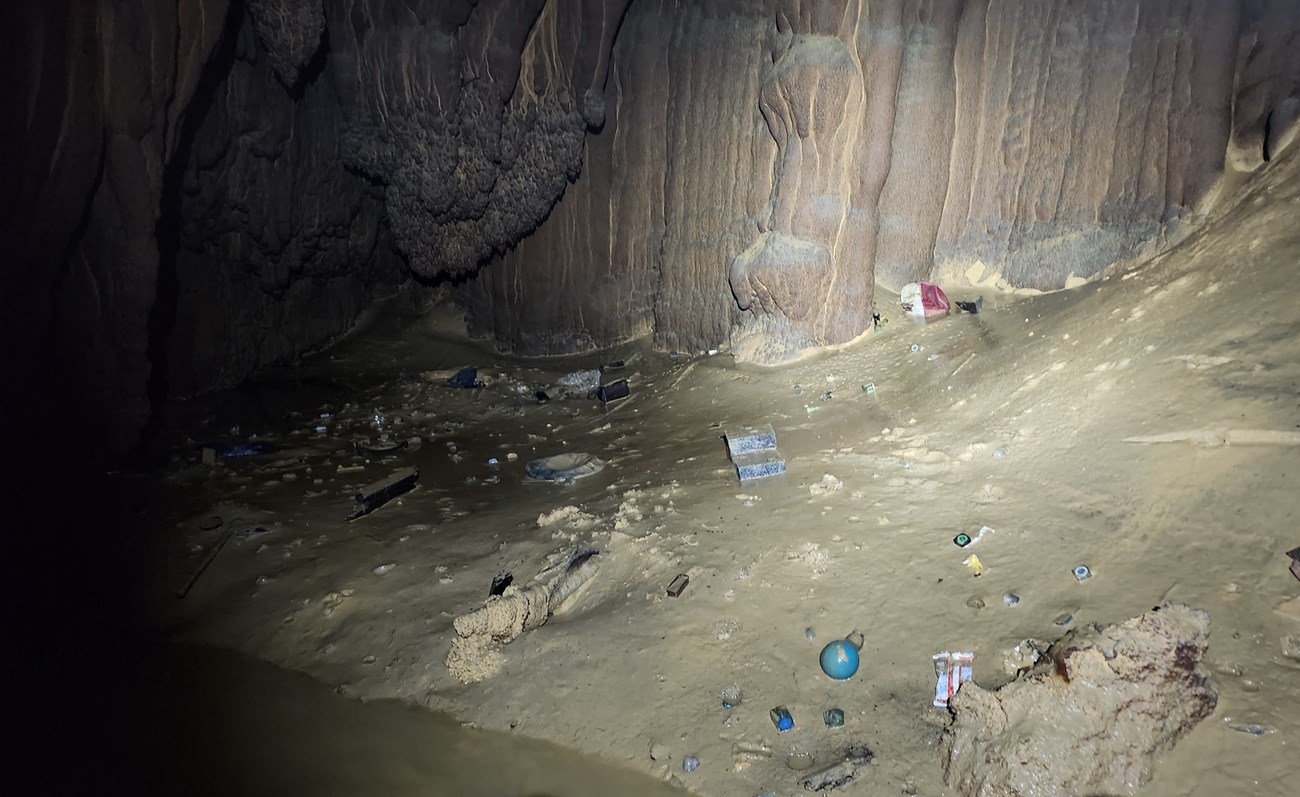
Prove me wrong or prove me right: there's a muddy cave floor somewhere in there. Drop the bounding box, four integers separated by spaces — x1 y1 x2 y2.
124 176 1300 797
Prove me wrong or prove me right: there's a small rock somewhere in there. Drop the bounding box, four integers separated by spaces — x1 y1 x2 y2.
682 755 700 773
649 743 670 761
1003 592 1021 607
372 563 396 576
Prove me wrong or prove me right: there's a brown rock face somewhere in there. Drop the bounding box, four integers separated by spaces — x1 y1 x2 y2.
468 0 1300 363
942 603 1218 797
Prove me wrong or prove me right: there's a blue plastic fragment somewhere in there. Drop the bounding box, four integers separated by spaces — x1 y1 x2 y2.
448 367 480 389
770 706 794 732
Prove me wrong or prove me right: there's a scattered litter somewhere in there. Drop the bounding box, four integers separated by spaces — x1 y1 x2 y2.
666 573 690 597
487 457 499 466
819 391 833 401
448 367 482 389
347 467 419 521
809 473 844 496
963 554 984 577
720 686 742 709
932 651 974 708
1073 564 1093 582
372 563 396 576
489 571 513 596
525 453 605 483
900 281 951 318
556 369 601 395
799 745 874 792
597 379 630 404
1287 546 1300 582
1227 722 1276 736
805 626 816 640
861 383 876 395
823 708 845 728
724 424 785 481
910 343 921 353
1054 612 1074 627
214 442 267 458
819 638 861 680
1003 592 1021 607
963 525 995 546
954 534 971 547
355 438 408 457
682 755 700 773
770 706 794 732
956 297 984 314
176 524 237 599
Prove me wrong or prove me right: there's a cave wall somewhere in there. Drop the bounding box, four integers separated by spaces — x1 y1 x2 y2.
6 0 1300 452
466 0 1300 363
164 9 400 398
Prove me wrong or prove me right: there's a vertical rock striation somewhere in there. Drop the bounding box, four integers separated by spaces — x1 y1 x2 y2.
468 0 1300 363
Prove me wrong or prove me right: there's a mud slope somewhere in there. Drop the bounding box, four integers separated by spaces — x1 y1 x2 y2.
140 142 1300 797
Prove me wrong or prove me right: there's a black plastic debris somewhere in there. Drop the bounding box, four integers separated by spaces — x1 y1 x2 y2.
489 571 514 596
1288 546 1300 581
597 379 630 404
666 573 689 597
347 467 419 521
448 367 481 389
535 390 550 402
956 296 984 314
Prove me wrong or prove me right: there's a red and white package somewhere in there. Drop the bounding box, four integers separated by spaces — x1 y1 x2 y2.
900 281 951 318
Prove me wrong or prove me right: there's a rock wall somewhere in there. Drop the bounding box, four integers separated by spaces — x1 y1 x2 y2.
467 0 1300 363
2 0 233 452
164 10 399 398
5 0 1300 449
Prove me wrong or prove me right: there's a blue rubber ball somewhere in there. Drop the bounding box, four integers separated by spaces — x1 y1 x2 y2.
819 639 860 680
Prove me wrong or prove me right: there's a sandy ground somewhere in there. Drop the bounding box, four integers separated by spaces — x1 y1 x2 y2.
128 144 1300 797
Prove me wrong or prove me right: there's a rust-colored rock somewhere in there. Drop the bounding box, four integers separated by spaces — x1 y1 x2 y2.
942 603 1218 797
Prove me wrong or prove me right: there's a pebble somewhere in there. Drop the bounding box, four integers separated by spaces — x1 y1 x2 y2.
682 755 700 773
372 563 396 576
805 627 816 640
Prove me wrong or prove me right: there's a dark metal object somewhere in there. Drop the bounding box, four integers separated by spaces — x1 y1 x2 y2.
956 296 984 314
666 573 689 597
596 379 630 404
347 467 419 521
489 571 513 596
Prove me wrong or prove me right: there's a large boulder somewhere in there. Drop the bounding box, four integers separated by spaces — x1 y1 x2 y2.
942 603 1218 797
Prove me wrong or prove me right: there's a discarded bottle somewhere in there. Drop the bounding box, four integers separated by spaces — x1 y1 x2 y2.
823 708 845 728
770 706 794 732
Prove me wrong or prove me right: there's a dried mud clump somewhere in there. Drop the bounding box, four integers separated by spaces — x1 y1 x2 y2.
943 602 1217 797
